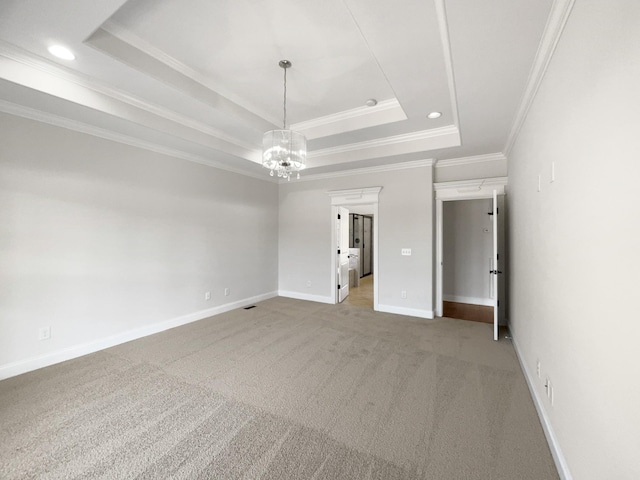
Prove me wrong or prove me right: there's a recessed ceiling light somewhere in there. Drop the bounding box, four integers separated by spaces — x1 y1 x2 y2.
365 99 378 107
427 111 442 119
48 45 75 61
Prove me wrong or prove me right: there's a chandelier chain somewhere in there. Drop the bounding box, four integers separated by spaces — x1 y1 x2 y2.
282 66 287 129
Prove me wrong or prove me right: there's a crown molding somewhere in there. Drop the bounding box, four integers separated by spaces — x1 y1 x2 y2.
308 125 459 160
434 0 460 128
0 40 259 155
292 159 434 183
504 0 576 156
97 22 280 128
292 99 401 131
436 152 506 168
0 100 273 183
291 99 407 139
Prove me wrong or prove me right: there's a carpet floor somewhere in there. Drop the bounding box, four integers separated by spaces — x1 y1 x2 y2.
0 297 559 479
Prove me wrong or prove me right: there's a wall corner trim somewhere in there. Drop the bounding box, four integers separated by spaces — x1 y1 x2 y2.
0 291 278 381
511 332 573 480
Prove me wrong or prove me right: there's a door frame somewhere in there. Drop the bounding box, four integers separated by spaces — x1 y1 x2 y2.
434 177 507 317
327 187 382 308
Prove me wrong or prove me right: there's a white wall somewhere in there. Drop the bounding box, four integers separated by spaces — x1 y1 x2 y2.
0 113 279 377
507 1 640 478
278 166 433 317
443 199 493 305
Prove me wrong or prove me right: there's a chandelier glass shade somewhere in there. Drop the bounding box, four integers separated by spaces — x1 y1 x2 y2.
262 129 306 180
262 60 306 181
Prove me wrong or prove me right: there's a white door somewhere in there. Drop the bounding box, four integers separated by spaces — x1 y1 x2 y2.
491 190 503 340
337 207 350 302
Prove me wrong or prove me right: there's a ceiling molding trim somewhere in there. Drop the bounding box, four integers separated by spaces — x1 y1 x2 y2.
308 125 459 159
95 22 279 128
434 0 461 128
503 0 576 156
292 159 435 183
291 99 407 139
0 41 259 154
292 99 401 130
0 99 273 183
436 152 506 168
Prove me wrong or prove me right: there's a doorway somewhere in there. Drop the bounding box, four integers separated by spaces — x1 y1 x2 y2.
442 199 494 323
349 213 373 278
345 211 374 309
434 178 507 340
327 187 382 310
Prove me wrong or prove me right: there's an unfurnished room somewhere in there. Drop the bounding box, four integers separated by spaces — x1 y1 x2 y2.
1 1 639 479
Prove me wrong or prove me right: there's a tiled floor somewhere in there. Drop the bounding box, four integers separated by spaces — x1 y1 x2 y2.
343 275 373 309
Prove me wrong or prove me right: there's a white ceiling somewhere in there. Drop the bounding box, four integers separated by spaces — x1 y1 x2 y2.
0 0 554 179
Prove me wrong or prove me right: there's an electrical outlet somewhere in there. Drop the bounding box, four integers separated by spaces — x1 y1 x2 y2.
224 287 230 296
537 174 542 192
401 290 407 299
38 326 51 341
306 281 311 288
536 360 541 378
205 291 211 300
551 162 555 183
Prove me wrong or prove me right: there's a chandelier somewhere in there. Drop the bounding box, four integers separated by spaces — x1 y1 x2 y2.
262 60 306 181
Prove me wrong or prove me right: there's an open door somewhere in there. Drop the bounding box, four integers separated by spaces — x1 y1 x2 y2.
337 207 350 302
491 190 504 340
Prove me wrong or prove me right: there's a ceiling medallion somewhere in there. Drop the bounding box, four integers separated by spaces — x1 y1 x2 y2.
262 60 307 181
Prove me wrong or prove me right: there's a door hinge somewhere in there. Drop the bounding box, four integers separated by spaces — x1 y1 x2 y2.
489 270 503 275
337 249 341 254
338 214 341 219
498 300 500 307
497 253 499 260
337 284 341 290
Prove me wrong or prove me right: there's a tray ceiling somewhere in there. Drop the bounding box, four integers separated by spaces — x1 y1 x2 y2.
0 0 554 178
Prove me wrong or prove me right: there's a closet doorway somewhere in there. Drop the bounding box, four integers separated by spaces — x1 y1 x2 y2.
434 178 507 340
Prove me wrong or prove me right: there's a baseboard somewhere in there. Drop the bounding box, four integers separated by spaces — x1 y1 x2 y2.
377 304 434 319
0 291 278 381
443 294 494 307
278 290 334 304
511 332 573 480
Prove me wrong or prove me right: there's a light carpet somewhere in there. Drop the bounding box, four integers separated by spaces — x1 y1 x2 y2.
0 297 559 479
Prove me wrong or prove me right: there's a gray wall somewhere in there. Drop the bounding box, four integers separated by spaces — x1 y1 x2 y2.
443 199 492 305
507 1 640 478
278 166 434 317
0 113 279 375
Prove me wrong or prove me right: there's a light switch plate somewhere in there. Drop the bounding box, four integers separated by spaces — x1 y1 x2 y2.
401 248 412 256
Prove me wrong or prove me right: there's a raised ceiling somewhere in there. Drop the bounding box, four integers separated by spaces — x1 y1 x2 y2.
0 0 554 179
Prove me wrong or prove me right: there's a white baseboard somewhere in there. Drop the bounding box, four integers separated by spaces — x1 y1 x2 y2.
443 294 494 307
377 304 434 319
0 291 278 381
278 290 334 304
511 332 572 480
